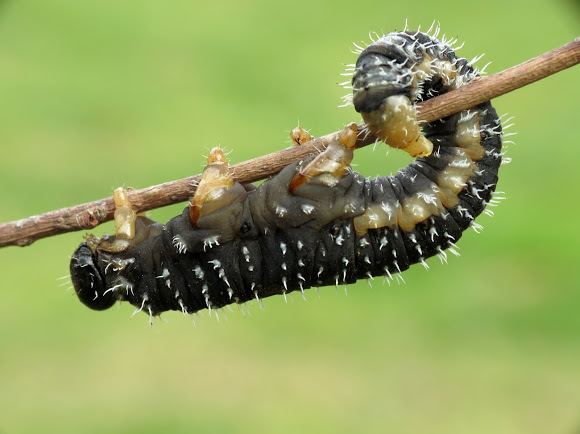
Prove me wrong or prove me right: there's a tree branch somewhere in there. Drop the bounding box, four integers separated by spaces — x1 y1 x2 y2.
1 38 579 248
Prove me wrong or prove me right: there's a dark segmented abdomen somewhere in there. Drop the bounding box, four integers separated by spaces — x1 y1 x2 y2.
70 29 503 317
360 102 502 278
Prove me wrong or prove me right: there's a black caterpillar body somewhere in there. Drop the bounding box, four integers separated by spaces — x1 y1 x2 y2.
70 30 503 317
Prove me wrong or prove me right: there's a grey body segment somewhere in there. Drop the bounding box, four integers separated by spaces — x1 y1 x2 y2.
70 30 503 316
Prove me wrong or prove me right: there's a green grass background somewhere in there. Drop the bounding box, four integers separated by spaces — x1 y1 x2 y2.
0 1 578 433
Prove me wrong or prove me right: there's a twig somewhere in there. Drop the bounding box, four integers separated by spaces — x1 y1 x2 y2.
1 38 579 248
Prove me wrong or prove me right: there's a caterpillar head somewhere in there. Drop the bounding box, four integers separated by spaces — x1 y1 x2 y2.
70 243 116 310
352 41 413 113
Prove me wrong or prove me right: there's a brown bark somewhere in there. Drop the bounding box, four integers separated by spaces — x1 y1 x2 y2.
1 38 578 248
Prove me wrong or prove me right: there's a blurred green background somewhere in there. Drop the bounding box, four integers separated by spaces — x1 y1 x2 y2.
0 1 578 433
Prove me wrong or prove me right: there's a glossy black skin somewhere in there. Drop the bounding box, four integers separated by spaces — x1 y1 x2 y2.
70 244 115 310
70 31 502 316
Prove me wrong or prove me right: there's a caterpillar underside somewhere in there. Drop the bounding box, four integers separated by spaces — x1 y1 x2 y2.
70 30 504 318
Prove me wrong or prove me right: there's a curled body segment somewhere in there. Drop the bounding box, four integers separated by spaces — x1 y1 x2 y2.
70 30 503 317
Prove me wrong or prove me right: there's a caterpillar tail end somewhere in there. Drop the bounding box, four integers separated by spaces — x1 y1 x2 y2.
363 95 433 158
